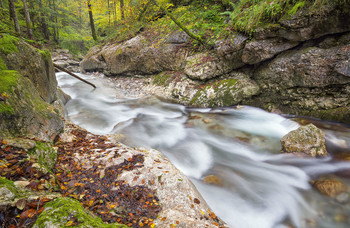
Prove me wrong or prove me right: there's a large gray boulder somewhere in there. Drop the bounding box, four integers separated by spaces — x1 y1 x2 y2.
81 34 188 76
281 124 327 157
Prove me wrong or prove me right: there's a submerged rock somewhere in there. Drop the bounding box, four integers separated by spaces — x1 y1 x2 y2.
281 124 327 157
312 177 347 198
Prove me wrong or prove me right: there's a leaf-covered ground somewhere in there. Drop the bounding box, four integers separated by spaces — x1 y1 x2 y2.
0 124 161 227
55 126 161 227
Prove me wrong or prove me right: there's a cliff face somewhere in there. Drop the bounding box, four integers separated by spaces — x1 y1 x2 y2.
0 34 64 141
81 3 350 123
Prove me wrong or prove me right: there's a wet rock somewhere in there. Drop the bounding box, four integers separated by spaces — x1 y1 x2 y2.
203 175 222 186
312 178 347 198
335 192 350 204
242 38 299 64
281 124 327 157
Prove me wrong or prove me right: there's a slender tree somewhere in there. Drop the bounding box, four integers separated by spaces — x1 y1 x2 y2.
38 0 50 40
120 0 124 20
8 0 21 33
22 0 33 39
87 0 98 41
149 0 203 44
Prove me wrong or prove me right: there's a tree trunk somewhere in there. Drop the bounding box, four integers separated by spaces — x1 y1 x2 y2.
8 0 21 33
53 0 59 42
120 0 124 20
87 0 98 41
38 0 50 40
49 0 58 43
22 0 33 39
107 0 110 25
149 0 203 44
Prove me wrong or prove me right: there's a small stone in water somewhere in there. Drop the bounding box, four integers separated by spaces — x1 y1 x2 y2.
336 192 349 204
334 214 347 223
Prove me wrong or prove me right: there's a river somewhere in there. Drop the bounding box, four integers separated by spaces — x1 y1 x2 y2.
56 72 350 228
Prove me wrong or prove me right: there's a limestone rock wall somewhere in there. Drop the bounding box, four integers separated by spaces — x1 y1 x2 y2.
80 5 350 123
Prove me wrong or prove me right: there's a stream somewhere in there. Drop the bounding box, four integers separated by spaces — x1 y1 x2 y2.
56 72 350 228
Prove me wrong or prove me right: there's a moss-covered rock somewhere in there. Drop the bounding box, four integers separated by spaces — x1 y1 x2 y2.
0 34 57 103
190 73 260 107
0 70 63 141
28 142 57 172
33 197 129 228
281 124 327 157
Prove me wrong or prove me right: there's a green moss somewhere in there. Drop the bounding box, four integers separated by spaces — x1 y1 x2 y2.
0 176 15 187
0 176 22 198
29 142 57 172
38 49 52 62
288 1 306 15
0 34 19 55
34 197 129 228
0 70 18 92
153 73 171 86
190 79 238 107
0 70 18 115
0 57 7 70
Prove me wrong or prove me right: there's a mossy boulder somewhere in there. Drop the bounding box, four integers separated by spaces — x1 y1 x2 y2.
190 72 260 107
33 197 129 228
0 70 63 141
0 34 57 103
281 124 327 157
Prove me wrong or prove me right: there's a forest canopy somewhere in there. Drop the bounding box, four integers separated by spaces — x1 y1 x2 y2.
0 0 348 56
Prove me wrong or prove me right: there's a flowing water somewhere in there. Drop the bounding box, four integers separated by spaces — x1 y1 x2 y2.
56 72 350 228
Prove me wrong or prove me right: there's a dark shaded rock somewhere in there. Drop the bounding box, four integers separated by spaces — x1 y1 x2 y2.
281 124 327 157
278 6 350 42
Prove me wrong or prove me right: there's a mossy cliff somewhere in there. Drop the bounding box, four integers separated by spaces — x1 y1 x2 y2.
0 34 64 141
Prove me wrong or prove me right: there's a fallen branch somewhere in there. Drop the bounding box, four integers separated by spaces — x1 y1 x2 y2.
53 63 96 89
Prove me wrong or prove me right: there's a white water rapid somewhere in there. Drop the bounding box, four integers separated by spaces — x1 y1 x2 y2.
56 72 350 228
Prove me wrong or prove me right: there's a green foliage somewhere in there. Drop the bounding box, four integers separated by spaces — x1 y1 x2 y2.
0 34 19 55
224 0 350 35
